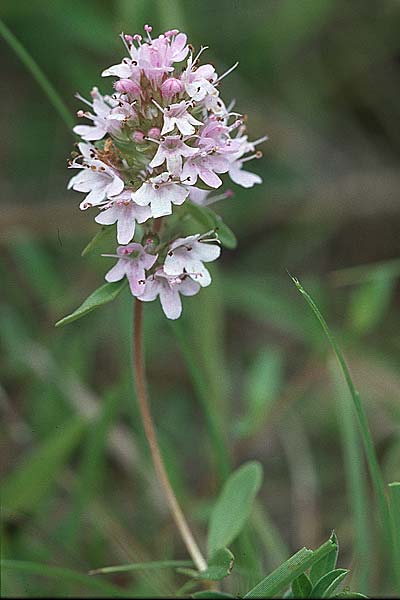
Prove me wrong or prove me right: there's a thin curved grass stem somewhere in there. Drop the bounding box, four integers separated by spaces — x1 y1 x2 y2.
133 298 207 572
0 18 74 129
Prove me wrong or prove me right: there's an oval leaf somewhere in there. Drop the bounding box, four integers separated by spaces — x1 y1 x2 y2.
292 573 312 598
55 280 127 327
310 569 349 599
207 461 263 556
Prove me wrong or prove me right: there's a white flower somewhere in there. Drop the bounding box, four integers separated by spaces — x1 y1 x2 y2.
68 144 124 210
181 56 217 101
149 135 197 175
164 234 220 287
181 152 230 188
95 192 152 244
133 173 188 218
160 100 202 136
73 88 121 141
104 243 157 296
138 269 200 319
228 160 262 188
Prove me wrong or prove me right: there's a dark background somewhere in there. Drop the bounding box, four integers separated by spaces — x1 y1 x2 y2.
1 0 400 597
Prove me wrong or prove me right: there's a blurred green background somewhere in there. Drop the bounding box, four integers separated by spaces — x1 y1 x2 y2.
1 0 399 597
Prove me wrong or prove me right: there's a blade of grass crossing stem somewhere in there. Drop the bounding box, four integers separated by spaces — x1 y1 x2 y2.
244 537 337 598
290 276 392 558
2 417 86 516
0 19 74 129
331 361 370 593
388 483 400 593
169 319 231 480
89 559 193 575
62 388 121 547
1 560 130 598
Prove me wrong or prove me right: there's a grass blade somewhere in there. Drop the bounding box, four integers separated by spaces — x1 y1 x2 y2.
2 417 86 515
244 536 337 598
290 275 392 557
331 363 370 592
0 19 74 129
1 560 129 597
388 482 400 593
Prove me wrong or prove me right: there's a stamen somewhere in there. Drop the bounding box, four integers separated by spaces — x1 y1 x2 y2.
252 135 269 146
75 92 93 108
215 61 239 83
120 32 131 54
151 98 165 113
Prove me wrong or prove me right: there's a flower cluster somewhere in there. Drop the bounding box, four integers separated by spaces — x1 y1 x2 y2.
68 25 265 319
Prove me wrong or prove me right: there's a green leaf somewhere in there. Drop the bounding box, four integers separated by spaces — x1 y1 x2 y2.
2 417 86 514
55 280 127 327
310 532 339 584
81 225 116 257
186 202 237 249
1 560 130 598
192 592 235 599
178 548 234 581
244 537 337 598
292 573 313 598
310 569 349 598
207 462 263 556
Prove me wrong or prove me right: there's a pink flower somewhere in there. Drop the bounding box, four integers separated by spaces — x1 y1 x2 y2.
138 269 200 319
68 144 124 210
104 243 157 296
181 151 230 188
133 173 188 218
159 100 202 136
95 192 152 244
164 234 220 287
149 135 197 175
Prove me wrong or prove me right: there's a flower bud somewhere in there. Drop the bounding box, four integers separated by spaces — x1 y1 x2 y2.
148 127 161 139
161 77 183 100
114 79 141 97
132 130 145 143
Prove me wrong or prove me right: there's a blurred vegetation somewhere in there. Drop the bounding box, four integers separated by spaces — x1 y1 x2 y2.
1 0 399 597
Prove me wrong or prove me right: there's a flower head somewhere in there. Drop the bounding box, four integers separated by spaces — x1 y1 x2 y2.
68 24 266 318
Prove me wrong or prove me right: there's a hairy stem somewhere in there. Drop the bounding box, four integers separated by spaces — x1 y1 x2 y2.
133 299 207 572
